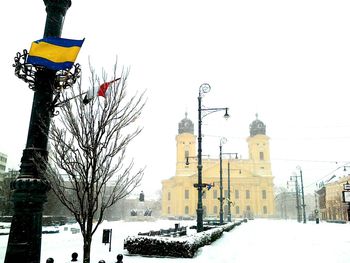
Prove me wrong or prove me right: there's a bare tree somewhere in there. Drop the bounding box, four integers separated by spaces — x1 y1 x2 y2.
39 63 145 263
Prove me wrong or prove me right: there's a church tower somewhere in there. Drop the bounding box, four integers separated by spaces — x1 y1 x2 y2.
247 114 271 176
162 113 275 218
175 113 197 175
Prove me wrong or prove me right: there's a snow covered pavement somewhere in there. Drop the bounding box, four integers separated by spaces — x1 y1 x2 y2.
0 219 349 263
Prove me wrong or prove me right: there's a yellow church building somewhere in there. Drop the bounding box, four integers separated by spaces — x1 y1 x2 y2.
161 114 275 219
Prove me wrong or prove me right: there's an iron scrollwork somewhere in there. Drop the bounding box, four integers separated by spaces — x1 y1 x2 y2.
13 49 82 116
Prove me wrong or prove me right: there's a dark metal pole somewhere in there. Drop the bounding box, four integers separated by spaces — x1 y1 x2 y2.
295 177 301 222
197 93 203 232
5 1 71 262
283 192 287 219
227 161 231 222
109 229 112 252
219 143 223 224
299 169 306 223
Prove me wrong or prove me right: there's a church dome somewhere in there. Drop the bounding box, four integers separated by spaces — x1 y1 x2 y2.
178 112 194 134
249 114 266 137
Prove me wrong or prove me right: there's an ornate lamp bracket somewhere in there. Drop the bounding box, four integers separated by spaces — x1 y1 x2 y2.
13 49 82 116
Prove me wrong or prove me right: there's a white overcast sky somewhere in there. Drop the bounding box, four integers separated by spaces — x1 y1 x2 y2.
1 0 350 197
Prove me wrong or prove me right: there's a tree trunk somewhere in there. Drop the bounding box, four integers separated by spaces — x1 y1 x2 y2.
83 235 92 263
83 214 94 263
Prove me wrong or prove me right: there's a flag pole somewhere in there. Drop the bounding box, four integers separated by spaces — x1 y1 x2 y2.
54 91 87 107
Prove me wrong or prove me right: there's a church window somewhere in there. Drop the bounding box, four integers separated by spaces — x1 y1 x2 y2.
168 192 171 201
185 189 189 199
213 190 218 199
167 206 171 214
246 190 250 199
262 190 267 199
185 206 189 215
185 150 189 158
235 190 239 199
263 206 267 214
203 191 206 199
214 205 218 214
259 151 264 160
235 206 240 214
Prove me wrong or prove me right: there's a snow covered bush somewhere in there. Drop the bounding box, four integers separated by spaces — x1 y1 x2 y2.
124 220 245 258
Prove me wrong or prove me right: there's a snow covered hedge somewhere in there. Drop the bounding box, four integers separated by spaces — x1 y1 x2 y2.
124 220 244 258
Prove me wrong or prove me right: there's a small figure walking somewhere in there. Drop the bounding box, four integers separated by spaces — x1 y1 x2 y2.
116 254 123 263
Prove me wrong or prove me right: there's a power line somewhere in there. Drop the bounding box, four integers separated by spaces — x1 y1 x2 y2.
303 161 350 189
271 158 347 164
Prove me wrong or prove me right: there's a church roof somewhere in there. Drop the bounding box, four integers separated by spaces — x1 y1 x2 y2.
178 112 194 134
249 113 266 137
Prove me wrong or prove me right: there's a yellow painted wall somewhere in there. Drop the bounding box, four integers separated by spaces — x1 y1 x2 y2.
162 121 275 219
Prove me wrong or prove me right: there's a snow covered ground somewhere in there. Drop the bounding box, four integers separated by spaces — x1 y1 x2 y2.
0 218 349 263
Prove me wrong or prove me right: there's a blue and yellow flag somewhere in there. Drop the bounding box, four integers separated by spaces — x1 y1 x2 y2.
27 37 85 71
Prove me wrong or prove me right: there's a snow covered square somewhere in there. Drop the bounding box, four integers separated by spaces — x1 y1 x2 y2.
1 218 350 263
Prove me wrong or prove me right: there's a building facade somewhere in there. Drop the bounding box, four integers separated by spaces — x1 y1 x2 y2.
0 152 7 174
316 175 350 221
161 114 275 219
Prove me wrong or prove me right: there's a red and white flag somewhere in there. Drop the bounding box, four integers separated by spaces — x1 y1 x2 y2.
83 78 121 105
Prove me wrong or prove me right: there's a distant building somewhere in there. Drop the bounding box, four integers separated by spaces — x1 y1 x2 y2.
105 192 161 220
316 175 350 221
0 152 7 174
0 170 18 216
161 114 275 219
275 190 315 220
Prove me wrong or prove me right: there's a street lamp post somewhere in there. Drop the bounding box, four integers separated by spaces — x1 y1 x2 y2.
289 175 301 222
223 153 238 222
290 168 306 224
219 137 227 224
196 83 229 232
5 1 72 262
227 161 231 222
297 166 307 224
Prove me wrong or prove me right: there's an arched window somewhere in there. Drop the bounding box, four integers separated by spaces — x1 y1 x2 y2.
235 190 239 199
167 206 171 214
263 206 267 214
184 189 189 199
214 205 218 214
259 151 264 160
235 206 240 215
213 190 218 199
185 206 189 215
